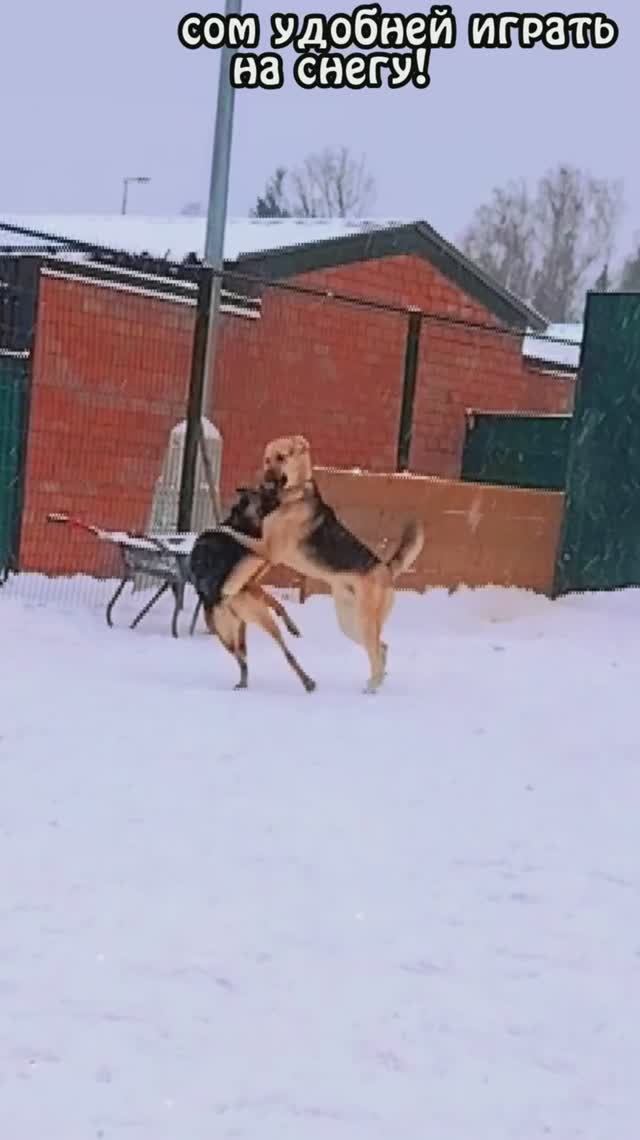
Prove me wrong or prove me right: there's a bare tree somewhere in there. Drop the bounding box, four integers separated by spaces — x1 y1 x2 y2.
460 179 536 303
619 239 640 290
250 146 376 219
531 167 622 320
251 167 290 218
461 164 624 322
290 146 375 217
593 263 610 291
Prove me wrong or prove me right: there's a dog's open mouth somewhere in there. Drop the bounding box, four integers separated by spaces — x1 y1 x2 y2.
264 470 287 489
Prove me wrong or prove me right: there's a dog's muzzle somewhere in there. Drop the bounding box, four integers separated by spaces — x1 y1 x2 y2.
264 467 287 488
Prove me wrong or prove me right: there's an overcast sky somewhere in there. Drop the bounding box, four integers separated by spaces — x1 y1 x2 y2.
3 0 635 258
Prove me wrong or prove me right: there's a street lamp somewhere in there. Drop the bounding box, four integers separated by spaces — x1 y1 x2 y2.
121 175 151 215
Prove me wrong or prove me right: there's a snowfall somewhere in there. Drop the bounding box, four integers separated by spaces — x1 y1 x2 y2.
1 572 639 1140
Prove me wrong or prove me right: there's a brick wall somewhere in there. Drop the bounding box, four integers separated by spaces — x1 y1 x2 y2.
212 284 406 499
412 321 574 478
19 254 575 575
283 255 574 479
20 272 195 574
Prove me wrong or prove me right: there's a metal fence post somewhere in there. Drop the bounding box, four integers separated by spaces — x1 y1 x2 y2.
177 267 213 534
396 307 423 471
0 256 41 578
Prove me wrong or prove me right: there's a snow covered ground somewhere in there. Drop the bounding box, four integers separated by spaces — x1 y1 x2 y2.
1 574 639 1140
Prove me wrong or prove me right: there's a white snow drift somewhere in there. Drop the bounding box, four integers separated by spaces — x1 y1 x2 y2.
1 576 639 1139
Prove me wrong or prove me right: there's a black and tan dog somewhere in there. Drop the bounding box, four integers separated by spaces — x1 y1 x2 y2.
189 484 315 692
217 436 424 693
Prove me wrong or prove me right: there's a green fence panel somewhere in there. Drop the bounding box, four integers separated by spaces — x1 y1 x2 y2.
554 292 640 594
0 353 29 574
461 412 572 491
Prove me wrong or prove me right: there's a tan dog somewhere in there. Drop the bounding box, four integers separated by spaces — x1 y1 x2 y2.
219 436 424 693
189 484 315 692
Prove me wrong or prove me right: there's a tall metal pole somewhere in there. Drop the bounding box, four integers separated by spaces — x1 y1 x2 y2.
200 0 241 420
178 0 239 532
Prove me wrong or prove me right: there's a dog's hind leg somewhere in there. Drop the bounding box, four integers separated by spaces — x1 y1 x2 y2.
333 584 385 693
206 604 249 689
234 621 249 688
363 635 384 694
234 592 315 693
359 594 388 695
370 586 394 686
248 583 301 638
257 611 315 692
379 597 393 680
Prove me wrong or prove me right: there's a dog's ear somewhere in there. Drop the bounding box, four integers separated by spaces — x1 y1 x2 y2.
292 435 310 456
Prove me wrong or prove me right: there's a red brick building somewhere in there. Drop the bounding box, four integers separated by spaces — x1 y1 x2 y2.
0 217 576 575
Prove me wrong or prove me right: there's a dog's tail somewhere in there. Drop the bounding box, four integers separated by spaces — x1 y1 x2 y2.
386 519 425 580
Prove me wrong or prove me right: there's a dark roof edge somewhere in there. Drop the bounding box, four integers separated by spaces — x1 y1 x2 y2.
37 256 262 315
40 254 198 298
233 221 548 331
1 218 547 330
0 221 203 283
0 252 261 316
413 221 547 330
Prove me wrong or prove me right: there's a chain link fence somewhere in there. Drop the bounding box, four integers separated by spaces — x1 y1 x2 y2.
0 233 581 622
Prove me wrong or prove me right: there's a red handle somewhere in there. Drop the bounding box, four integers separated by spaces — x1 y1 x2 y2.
46 513 101 536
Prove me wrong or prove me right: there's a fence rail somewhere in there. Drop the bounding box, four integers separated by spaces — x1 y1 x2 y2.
0 240 582 604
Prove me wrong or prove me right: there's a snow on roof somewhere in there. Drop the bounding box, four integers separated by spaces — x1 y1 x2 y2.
0 214 412 263
522 323 582 370
0 214 583 370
